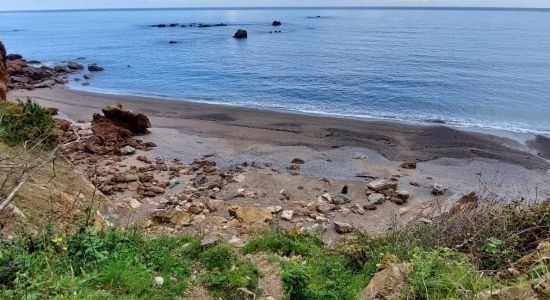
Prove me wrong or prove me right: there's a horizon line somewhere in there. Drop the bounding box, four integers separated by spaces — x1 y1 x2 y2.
2 6 550 13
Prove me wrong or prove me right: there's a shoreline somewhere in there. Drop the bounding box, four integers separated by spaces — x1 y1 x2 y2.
67 83 550 139
9 85 550 171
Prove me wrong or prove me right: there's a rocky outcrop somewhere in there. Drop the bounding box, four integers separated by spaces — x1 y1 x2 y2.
5 53 69 91
233 29 248 39
0 41 7 100
101 103 151 134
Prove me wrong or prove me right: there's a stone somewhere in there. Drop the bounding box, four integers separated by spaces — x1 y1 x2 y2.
67 61 84 70
352 152 366 160
475 286 539 300
101 103 151 134
272 20 282 26
400 160 417 169
88 63 104 72
364 204 378 210
266 205 282 213
368 193 385 205
200 235 221 247
119 145 136 155
233 29 248 39
334 221 353 234
358 263 412 300
232 173 246 183
228 205 273 233
395 190 410 201
351 203 365 215
194 175 207 185
291 158 305 164
139 173 154 182
280 189 291 200
331 194 352 205
170 212 191 226
187 203 202 214
317 204 338 213
431 183 448 196
368 178 398 192
127 198 141 209
281 210 294 221
228 236 244 247
206 199 224 212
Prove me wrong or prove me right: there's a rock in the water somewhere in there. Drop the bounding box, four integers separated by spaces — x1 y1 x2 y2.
119 145 136 155
0 41 7 100
431 183 448 196
101 103 151 134
331 193 352 205
233 29 248 39
334 221 353 234
281 210 294 221
67 61 84 70
272 20 282 26
367 178 398 192
368 193 385 205
358 263 412 300
88 63 104 72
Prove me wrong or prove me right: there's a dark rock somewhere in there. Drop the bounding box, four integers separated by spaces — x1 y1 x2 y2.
88 64 104 72
6 54 22 60
168 41 178 44
53 65 68 73
233 29 248 39
400 160 417 169
83 74 92 80
67 61 84 70
272 20 282 26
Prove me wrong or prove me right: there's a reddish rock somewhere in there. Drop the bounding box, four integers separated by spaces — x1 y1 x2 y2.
400 160 417 169
101 103 151 134
0 41 6 100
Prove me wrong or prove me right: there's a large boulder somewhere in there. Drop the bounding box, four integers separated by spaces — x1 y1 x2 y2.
0 41 7 100
91 113 134 144
101 103 151 134
228 205 273 233
233 29 248 39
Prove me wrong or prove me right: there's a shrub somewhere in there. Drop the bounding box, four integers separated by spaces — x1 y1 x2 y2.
0 98 55 147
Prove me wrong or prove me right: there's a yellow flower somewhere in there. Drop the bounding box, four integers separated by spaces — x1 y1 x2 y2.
51 237 63 244
62 246 68 252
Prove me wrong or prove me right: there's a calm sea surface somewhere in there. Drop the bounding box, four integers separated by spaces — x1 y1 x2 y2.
1 8 550 134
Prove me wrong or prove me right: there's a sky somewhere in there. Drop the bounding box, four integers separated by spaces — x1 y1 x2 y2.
2 0 550 11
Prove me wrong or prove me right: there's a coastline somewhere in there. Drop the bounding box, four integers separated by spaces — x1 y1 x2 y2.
9 85 550 169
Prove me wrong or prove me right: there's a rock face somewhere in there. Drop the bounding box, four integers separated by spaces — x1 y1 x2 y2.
233 29 248 39
101 103 151 134
0 41 7 100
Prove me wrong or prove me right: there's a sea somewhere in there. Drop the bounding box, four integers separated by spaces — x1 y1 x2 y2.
1 7 550 135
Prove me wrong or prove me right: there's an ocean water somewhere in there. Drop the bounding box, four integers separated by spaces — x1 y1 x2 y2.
1 7 550 134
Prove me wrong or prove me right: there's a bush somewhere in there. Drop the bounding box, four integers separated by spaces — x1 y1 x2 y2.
0 98 55 147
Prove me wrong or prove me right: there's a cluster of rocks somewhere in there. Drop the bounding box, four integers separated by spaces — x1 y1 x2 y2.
151 23 227 28
2 50 104 91
64 103 154 157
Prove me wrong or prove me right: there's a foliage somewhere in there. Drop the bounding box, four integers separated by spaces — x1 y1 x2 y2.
0 98 55 147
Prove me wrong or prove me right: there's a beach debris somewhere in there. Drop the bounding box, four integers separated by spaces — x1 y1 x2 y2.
431 184 448 196
233 29 248 39
168 179 181 189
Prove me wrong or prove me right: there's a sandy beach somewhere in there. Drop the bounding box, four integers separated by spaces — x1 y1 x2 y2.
10 85 550 203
